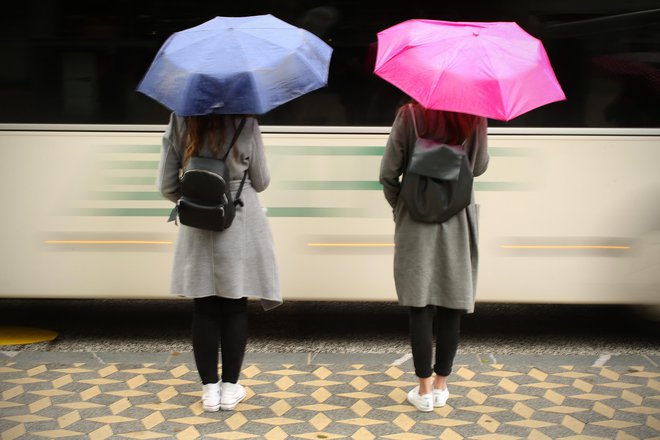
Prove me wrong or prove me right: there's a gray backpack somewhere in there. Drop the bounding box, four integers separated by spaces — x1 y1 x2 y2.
400 110 473 223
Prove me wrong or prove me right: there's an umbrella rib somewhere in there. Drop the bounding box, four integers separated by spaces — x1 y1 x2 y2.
233 32 268 113
480 39 508 119
295 44 329 85
424 36 466 110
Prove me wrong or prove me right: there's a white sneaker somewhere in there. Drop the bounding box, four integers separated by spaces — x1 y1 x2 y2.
433 387 449 407
201 382 220 412
407 386 433 412
220 382 246 410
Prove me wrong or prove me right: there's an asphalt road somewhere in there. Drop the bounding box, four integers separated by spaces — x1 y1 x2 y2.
1 299 658 356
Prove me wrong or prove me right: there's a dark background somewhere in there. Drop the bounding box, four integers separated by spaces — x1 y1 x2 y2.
2 0 659 127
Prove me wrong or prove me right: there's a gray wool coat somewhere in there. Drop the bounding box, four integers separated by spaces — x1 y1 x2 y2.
157 113 282 311
379 104 489 313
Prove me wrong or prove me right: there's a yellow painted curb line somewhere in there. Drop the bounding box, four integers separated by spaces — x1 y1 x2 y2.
0 326 58 345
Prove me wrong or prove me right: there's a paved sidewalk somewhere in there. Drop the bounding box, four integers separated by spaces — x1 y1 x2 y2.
1 352 659 439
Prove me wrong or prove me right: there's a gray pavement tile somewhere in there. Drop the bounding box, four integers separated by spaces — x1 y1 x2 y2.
95 351 172 364
607 354 660 367
0 351 19 361
310 352 404 365
480 354 601 366
243 351 311 365
5 350 101 364
165 350 195 365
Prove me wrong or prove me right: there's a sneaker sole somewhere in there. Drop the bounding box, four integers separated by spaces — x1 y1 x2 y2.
220 390 246 411
407 396 433 412
203 404 220 412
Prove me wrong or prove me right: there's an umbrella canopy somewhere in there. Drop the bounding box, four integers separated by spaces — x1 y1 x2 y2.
137 14 333 116
374 19 566 121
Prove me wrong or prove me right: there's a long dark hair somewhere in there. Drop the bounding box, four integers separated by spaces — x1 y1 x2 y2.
404 101 481 145
182 114 239 164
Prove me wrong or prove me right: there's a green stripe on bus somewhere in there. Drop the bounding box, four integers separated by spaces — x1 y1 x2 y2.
269 146 531 157
278 180 529 191
489 147 537 157
269 146 385 155
69 208 171 217
475 182 531 191
275 180 531 191
100 177 157 185
277 181 383 190
101 145 161 154
98 145 529 164
101 161 159 169
86 192 163 200
268 207 377 217
84 181 528 200
67 207 378 218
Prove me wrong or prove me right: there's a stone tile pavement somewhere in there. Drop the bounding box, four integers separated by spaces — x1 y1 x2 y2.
1 352 659 439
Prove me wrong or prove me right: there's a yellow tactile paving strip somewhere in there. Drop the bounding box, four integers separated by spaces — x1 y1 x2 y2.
0 327 58 346
1 361 659 439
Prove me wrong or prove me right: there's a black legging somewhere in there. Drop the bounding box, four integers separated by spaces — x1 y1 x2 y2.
409 305 462 378
192 296 248 385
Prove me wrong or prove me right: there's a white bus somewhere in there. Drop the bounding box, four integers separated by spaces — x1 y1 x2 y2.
1 2 658 309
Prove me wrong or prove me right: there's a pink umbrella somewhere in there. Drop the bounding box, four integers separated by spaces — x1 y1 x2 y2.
374 19 566 121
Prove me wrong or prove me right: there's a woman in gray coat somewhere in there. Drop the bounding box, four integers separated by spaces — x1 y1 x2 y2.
157 113 281 412
379 102 489 412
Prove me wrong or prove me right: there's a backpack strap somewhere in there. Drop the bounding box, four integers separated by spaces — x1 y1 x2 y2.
222 117 247 160
404 104 420 173
409 104 420 139
233 169 248 208
227 117 248 207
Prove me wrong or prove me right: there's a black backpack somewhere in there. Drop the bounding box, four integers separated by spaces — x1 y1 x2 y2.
400 109 473 223
168 118 247 231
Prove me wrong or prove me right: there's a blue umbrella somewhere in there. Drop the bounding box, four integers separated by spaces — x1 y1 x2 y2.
137 14 333 115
